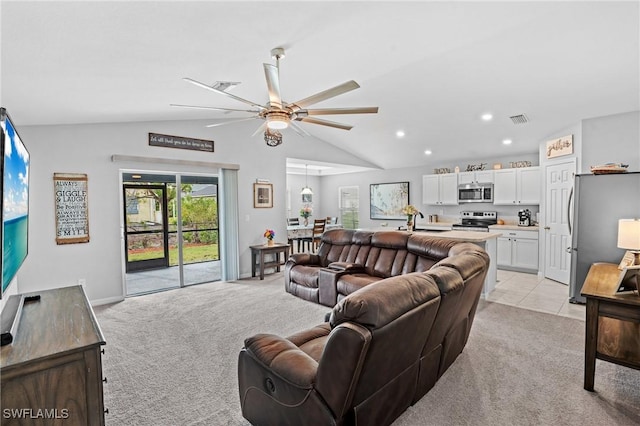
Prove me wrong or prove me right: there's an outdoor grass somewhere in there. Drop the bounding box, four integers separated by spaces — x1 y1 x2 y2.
128 244 219 265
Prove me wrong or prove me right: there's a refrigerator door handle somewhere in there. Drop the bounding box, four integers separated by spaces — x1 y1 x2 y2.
567 186 574 235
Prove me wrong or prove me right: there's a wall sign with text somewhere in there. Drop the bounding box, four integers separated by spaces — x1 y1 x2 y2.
546 134 573 159
54 173 90 244
149 132 214 152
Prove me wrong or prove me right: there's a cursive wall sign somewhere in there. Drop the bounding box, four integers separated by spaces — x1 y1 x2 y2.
54 173 90 244
149 132 214 152
546 134 573 159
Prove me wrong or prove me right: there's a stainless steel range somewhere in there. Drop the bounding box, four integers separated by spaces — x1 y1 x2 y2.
452 211 497 232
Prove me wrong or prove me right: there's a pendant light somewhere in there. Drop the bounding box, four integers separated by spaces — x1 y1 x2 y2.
301 164 313 195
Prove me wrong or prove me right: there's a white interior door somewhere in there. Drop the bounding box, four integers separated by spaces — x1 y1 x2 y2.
544 160 576 284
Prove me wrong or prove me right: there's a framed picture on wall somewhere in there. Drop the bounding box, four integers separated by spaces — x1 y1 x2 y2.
370 181 409 220
254 183 273 208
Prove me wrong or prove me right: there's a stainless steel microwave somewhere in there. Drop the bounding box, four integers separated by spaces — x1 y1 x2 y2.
458 183 493 203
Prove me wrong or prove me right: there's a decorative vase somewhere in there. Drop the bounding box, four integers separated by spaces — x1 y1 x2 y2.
407 221 414 232
303 217 309 226
267 239 274 246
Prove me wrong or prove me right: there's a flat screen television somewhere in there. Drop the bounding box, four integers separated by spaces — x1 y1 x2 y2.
1 107 30 297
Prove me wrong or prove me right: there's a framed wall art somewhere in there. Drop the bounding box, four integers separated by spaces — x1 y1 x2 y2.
370 181 409 220
54 173 90 244
253 183 273 208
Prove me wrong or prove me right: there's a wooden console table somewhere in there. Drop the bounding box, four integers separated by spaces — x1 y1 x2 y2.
250 243 290 280
580 262 640 391
1 285 107 424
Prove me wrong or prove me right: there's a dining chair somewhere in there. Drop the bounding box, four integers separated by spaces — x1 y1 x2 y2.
287 217 301 254
302 219 326 252
287 217 300 226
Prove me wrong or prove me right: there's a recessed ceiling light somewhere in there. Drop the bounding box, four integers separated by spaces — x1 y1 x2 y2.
502 139 513 145
481 113 493 121
396 130 405 138
424 150 432 155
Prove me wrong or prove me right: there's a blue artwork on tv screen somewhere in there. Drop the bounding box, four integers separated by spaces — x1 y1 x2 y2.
1 108 30 294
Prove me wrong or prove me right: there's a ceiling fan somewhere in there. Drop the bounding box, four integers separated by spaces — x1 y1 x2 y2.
171 47 378 145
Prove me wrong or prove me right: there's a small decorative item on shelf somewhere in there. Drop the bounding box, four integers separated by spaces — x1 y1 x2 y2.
590 163 629 175
300 205 313 226
466 163 487 171
433 167 451 174
509 160 532 168
263 229 275 246
401 205 419 232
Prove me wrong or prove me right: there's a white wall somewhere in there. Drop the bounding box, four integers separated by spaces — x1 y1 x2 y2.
14 119 371 305
581 110 640 172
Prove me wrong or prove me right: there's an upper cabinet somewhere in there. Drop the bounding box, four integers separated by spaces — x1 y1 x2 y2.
422 173 458 205
458 170 494 185
493 166 540 205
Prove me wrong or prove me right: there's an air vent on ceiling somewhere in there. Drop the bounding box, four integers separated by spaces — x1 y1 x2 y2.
510 114 529 124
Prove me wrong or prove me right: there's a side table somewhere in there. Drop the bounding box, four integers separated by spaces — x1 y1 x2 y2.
580 262 640 391
250 243 291 280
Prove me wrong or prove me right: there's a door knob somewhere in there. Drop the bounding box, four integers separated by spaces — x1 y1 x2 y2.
566 247 572 253
544 226 550 230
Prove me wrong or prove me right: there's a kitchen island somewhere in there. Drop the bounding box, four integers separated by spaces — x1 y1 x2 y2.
413 230 501 296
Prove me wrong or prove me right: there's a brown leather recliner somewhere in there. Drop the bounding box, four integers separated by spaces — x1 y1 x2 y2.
238 272 442 426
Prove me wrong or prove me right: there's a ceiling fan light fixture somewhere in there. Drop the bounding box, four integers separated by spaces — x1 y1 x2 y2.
266 112 290 129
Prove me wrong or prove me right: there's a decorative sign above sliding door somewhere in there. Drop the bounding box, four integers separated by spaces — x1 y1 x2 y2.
149 132 214 152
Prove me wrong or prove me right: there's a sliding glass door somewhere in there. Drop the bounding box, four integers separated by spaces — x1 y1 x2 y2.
122 172 220 295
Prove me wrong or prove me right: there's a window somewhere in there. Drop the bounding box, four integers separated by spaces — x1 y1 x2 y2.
339 186 359 229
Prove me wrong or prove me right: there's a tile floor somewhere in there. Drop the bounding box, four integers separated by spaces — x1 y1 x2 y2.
487 269 585 321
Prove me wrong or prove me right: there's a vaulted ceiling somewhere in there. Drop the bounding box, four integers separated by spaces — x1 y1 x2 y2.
2 1 638 170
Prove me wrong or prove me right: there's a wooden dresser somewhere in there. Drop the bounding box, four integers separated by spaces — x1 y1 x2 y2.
1 285 106 425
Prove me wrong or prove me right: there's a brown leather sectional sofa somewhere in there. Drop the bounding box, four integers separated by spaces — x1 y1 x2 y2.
285 229 478 306
238 230 490 425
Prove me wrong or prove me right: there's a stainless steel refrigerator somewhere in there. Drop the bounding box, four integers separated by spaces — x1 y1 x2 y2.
569 172 640 303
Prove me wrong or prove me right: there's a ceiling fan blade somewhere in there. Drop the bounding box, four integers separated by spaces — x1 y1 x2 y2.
205 117 260 128
263 64 283 110
251 122 267 137
183 78 266 110
297 116 353 131
290 80 360 110
298 107 379 117
289 121 310 137
170 104 260 113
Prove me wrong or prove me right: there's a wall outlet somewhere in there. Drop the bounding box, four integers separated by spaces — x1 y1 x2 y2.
78 278 86 286
245 214 250 222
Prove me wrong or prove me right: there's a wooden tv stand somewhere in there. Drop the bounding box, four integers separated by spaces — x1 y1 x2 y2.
1 285 107 424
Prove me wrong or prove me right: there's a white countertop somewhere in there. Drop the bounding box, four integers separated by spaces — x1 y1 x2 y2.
489 224 539 231
413 230 502 241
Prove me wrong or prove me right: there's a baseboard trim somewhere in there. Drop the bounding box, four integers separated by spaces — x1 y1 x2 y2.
91 295 125 307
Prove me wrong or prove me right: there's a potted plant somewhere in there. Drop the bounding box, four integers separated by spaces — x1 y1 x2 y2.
263 229 275 246
300 205 313 226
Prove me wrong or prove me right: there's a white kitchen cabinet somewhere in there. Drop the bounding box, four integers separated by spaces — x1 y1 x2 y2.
493 166 540 205
496 229 539 272
422 173 458 205
458 170 494 185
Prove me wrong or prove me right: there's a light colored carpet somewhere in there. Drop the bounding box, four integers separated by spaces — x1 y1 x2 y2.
94 273 640 425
